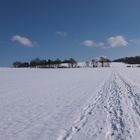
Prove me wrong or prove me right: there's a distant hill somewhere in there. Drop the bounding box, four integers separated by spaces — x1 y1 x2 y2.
114 56 140 64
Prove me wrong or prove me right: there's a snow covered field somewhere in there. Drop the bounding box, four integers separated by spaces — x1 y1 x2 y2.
0 65 140 140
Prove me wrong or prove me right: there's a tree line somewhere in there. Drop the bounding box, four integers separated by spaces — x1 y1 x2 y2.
13 58 77 68
114 56 140 64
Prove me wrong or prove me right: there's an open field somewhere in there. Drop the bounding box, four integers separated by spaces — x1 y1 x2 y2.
0 65 140 140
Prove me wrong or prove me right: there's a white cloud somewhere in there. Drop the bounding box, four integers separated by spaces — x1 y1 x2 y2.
81 40 105 48
96 42 105 48
11 35 33 47
81 40 95 47
56 32 67 37
108 35 128 48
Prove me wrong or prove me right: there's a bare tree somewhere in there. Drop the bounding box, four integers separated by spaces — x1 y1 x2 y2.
99 57 110 67
85 61 90 67
91 59 98 67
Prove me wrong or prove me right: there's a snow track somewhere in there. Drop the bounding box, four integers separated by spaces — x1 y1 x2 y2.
58 72 140 140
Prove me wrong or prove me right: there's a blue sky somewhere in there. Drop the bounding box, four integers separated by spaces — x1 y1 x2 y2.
0 0 140 66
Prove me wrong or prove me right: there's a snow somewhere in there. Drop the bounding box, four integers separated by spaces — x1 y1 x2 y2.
0 64 140 140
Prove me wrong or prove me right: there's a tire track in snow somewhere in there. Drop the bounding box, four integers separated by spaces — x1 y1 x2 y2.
105 72 140 140
117 73 140 133
57 94 104 140
57 72 140 140
118 73 140 119
57 73 112 140
105 73 127 140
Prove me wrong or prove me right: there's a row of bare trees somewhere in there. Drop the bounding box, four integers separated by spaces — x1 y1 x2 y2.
13 58 77 68
85 57 111 67
13 57 111 68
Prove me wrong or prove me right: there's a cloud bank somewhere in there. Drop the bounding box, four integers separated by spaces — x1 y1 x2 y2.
81 40 95 47
82 35 128 48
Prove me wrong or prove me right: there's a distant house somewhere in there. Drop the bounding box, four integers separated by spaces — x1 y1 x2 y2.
76 62 88 68
97 62 110 67
59 63 70 68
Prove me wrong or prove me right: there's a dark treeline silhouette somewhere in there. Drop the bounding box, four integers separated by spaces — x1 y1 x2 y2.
114 56 140 64
13 58 77 68
13 62 29 68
